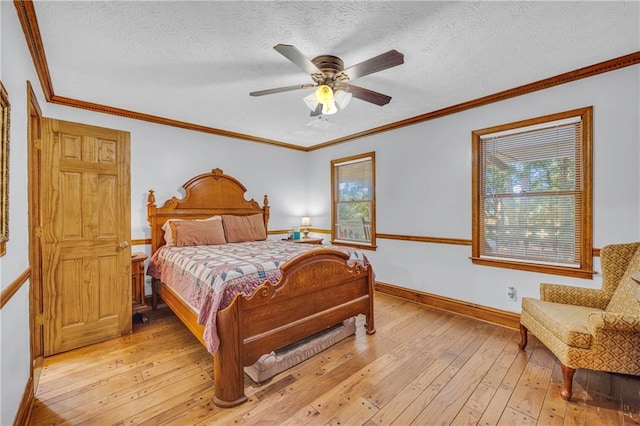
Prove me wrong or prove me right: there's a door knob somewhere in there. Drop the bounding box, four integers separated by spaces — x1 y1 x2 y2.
119 241 129 249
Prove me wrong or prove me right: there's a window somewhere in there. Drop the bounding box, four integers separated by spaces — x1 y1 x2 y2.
471 107 593 278
331 152 376 248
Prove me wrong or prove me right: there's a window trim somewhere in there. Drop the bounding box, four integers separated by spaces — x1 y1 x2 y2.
471 107 594 278
331 152 376 250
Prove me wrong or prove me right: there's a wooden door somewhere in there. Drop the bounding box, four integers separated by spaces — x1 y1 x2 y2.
41 118 131 356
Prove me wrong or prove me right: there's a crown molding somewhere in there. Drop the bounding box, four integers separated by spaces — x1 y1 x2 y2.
48 94 307 151
14 1 640 152
14 1 54 101
309 51 640 151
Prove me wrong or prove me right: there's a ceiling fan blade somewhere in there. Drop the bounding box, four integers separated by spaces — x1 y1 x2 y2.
250 83 314 97
344 84 392 106
274 44 323 76
340 50 404 81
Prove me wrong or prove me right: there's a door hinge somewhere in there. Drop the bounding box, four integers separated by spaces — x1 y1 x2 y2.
33 138 42 150
35 227 43 238
36 313 44 325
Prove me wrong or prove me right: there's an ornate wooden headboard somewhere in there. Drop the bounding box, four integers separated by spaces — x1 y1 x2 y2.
147 168 270 253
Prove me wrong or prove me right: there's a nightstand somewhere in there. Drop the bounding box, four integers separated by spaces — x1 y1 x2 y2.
131 252 149 322
290 237 323 245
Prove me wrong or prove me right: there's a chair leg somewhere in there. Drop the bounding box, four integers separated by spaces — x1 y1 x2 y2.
518 324 528 350
560 364 575 401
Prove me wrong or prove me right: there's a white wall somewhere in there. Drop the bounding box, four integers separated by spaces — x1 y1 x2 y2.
307 65 640 311
1 2 41 423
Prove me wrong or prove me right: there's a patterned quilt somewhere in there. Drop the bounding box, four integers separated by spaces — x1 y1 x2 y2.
147 240 367 353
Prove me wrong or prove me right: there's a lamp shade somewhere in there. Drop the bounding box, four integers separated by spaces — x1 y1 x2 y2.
300 216 312 227
334 90 352 109
315 85 334 104
303 92 318 111
321 102 337 115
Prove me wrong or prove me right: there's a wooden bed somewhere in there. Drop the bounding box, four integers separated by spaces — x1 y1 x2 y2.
146 168 375 408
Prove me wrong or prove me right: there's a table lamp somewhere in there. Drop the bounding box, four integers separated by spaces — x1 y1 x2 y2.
300 216 311 239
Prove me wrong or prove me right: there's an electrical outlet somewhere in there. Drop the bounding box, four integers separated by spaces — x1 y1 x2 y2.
507 286 517 301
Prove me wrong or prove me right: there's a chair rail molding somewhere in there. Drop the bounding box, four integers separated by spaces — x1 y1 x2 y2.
0 267 31 309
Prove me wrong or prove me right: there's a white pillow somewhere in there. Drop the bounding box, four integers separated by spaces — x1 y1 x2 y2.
161 216 221 246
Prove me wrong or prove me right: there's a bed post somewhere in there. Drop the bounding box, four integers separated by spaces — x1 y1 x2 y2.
147 190 159 310
147 190 157 252
213 301 247 408
262 195 270 233
366 269 376 335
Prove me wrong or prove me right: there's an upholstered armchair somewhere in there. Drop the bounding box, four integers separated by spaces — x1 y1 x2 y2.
519 242 640 400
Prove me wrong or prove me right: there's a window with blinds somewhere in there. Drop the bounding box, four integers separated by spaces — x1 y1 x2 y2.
471 107 593 278
331 152 376 248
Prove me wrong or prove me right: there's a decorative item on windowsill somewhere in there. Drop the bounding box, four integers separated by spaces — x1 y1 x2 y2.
300 216 312 239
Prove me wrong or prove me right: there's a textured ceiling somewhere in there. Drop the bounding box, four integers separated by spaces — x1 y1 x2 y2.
33 1 639 148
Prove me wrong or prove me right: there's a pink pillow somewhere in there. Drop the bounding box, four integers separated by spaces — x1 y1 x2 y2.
170 219 227 247
222 214 267 243
161 216 220 246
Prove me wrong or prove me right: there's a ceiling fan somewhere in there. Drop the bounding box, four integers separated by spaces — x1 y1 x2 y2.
250 44 404 116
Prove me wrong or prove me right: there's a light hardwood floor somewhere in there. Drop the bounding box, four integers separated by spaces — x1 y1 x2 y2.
29 293 640 425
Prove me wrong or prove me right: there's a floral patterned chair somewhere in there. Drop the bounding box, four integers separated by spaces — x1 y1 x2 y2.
519 242 640 400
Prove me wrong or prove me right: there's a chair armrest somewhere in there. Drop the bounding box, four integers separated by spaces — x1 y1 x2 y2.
600 243 640 290
588 312 640 334
540 283 609 309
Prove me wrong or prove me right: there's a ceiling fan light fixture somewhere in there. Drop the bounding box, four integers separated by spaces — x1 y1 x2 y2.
322 102 338 115
303 92 319 111
315 84 334 105
334 90 352 110
304 85 339 115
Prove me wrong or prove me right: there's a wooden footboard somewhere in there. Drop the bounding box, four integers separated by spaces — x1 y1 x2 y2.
214 248 375 407
152 247 374 408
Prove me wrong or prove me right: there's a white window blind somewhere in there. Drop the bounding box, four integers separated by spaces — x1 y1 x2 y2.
479 117 583 267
